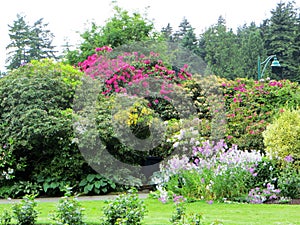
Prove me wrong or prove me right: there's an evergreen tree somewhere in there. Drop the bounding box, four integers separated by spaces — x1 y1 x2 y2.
172 17 200 55
161 23 173 42
173 17 193 41
237 22 266 79
181 28 199 55
29 18 57 60
6 14 31 70
201 16 241 79
263 1 299 81
6 14 57 70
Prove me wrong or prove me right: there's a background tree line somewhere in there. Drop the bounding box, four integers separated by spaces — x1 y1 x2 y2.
4 1 300 82
161 1 300 82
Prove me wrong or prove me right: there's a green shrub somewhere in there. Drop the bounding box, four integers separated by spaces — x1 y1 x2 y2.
263 108 300 163
0 210 12 225
0 59 91 197
79 173 116 195
51 187 86 225
100 188 147 225
277 160 300 199
12 195 39 225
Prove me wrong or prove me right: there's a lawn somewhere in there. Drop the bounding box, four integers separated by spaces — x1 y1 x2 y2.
0 198 299 224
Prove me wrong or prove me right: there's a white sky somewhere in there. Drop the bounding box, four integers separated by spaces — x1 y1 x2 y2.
1 0 299 71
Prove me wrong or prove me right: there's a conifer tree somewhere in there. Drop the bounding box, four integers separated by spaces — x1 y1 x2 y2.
6 14 57 70
264 1 298 81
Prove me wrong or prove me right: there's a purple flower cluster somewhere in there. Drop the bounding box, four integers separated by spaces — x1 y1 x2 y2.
192 139 262 174
248 183 281 204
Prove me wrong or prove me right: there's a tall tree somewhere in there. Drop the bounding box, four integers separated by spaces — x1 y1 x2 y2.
263 1 299 81
173 17 193 42
65 5 155 65
161 23 173 42
6 14 57 70
237 22 266 79
6 14 31 70
201 16 241 79
29 18 57 60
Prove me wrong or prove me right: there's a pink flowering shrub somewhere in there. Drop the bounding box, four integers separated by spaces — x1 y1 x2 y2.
222 77 300 152
79 46 195 123
181 75 299 152
79 46 191 96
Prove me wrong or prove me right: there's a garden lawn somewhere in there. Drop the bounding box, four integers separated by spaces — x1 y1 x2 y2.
0 198 299 224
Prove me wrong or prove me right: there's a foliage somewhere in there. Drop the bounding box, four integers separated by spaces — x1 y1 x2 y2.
247 183 281 204
65 4 155 65
169 195 205 225
0 210 12 225
200 16 242 80
100 188 147 225
247 156 280 189
50 187 86 225
6 14 57 70
154 136 300 202
12 195 39 225
79 173 116 195
263 108 300 164
181 75 227 141
2 181 42 198
0 59 92 197
277 156 300 199
77 46 193 168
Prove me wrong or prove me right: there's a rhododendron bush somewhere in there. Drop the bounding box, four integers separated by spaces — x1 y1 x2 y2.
77 46 195 167
79 46 191 96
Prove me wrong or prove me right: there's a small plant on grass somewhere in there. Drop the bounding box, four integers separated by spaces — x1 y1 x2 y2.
0 209 12 225
247 183 281 204
12 194 38 225
50 186 86 225
170 194 205 225
100 188 147 225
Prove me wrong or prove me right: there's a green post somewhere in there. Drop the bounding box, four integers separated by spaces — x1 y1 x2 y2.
257 56 261 80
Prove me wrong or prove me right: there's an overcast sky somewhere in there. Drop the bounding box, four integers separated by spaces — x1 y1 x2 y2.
1 0 299 71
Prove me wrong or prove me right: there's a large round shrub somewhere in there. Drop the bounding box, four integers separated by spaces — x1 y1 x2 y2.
263 108 300 163
0 59 93 197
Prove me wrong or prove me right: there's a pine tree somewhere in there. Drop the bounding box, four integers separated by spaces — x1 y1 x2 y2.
161 23 173 42
201 16 241 79
29 18 57 60
6 14 57 70
181 28 199 55
237 22 266 79
172 17 200 55
263 1 299 81
6 14 31 70
173 17 193 41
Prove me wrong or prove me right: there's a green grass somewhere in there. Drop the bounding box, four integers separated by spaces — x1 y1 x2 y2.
0 198 299 224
